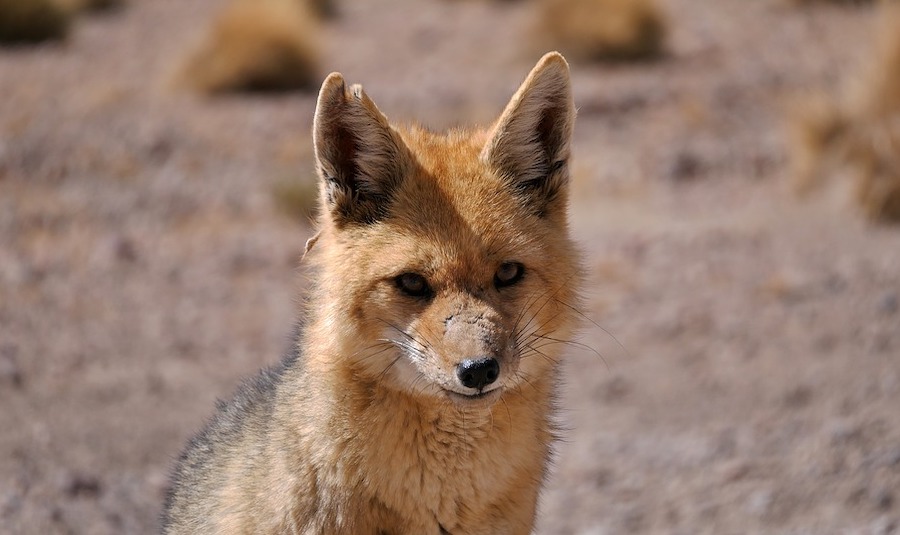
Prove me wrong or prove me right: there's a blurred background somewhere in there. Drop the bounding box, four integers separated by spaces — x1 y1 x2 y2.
1 0 899 533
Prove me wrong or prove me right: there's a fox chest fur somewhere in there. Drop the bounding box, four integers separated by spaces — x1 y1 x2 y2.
270 368 555 534
163 52 582 535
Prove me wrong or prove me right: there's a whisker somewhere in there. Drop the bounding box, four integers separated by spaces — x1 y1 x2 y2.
514 272 579 335
377 318 418 344
354 343 396 363
380 337 422 356
351 340 394 358
376 354 403 384
515 309 560 347
527 333 608 370
552 297 631 359
513 286 555 334
377 318 437 362
513 278 579 350
500 395 513 445
515 288 559 345
521 343 561 368
487 402 495 436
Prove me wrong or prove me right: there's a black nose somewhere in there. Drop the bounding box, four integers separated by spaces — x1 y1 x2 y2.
456 357 500 390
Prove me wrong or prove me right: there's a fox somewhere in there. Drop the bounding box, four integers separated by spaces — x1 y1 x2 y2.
162 52 582 535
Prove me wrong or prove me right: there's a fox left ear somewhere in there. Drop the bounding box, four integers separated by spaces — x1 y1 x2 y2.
313 72 411 227
482 52 575 218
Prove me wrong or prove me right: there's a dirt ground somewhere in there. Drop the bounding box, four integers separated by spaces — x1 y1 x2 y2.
1 0 899 533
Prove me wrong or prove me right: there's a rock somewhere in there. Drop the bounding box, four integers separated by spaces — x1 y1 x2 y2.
113 236 138 263
874 489 895 511
63 475 102 499
746 489 773 518
870 515 897 535
667 150 703 182
877 292 899 315
0 344 22 388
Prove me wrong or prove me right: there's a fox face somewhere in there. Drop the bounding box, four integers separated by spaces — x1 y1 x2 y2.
309 53 580 409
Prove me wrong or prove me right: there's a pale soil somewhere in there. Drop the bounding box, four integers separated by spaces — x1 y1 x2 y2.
1 0 898 533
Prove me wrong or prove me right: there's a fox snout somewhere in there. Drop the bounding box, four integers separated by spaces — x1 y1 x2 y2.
434 302 518 400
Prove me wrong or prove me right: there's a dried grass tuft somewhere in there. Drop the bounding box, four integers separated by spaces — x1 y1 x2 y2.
56 0 124 14
789 4 900 222
0 0 70 44
304 0 338 19
785 0 874 6
535 0 667 63
175 0 321 94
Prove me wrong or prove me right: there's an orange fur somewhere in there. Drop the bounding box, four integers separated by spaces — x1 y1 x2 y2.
164 53 582 534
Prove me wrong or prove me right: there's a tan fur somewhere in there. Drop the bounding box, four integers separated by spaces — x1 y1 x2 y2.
535 0 667 63
163 53 581 534
789 3 900 222
174 0 320 94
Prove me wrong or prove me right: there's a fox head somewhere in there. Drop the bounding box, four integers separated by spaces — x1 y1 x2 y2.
307 53 581 409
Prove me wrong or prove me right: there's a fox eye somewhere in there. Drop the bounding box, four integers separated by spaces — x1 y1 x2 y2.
495 262 524 289
395 273 432 298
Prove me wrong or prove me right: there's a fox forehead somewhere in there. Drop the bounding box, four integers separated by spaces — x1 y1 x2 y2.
340 127 551 276
395 125 502 207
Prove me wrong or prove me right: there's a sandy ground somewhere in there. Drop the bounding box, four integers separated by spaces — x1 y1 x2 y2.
1 0 899 533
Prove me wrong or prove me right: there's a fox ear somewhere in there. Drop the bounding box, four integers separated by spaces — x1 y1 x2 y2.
313 73 410 226
482 52 575 218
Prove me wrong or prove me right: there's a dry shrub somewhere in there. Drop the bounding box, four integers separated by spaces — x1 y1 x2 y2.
536 0 667 62
304 0 338 19
56 0 124 14
0 0 70 44
176 0 320 94
789 4 900 222
785 0 873 5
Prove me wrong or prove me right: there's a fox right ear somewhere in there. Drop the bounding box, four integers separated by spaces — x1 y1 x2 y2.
482 53 575 219
313 73 410 226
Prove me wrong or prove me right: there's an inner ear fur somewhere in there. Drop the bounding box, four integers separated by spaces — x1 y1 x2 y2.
313 73 411 226
481 52 575 217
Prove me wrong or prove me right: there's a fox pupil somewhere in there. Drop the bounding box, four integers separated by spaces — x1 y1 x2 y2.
396 273 431 298
495 262 525 288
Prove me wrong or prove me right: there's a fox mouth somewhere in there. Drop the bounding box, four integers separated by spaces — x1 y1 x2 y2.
443 386 502 406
